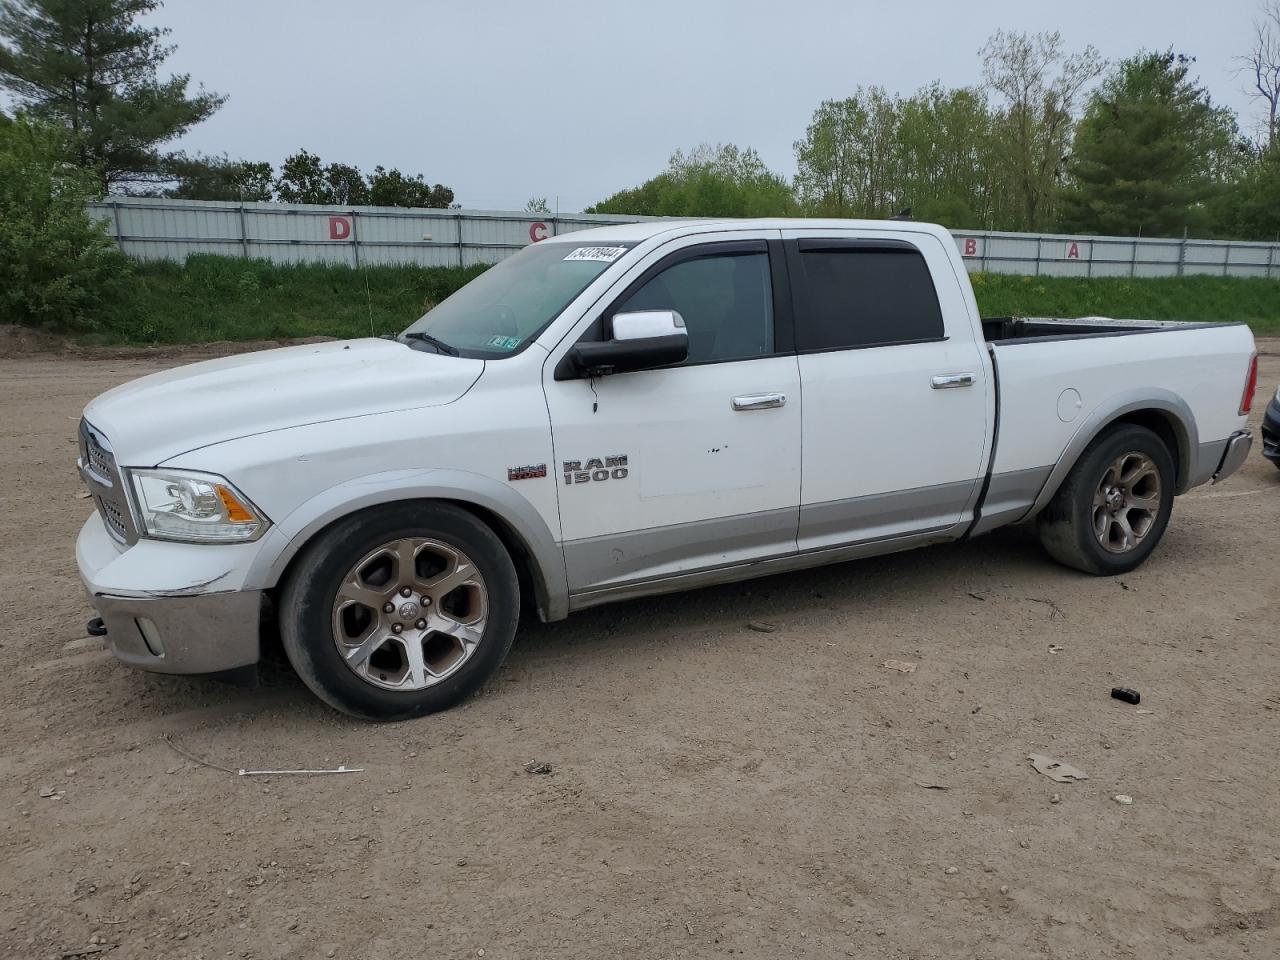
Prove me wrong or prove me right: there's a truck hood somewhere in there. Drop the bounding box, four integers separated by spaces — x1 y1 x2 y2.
84 338 484 467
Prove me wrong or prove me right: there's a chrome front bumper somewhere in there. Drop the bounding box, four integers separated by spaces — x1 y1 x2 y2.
90 590 263 674
1212 430 1252 483
77 512 264 675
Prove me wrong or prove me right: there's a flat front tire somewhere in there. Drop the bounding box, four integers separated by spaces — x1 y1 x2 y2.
280 502 519 720
1038 424 1176 576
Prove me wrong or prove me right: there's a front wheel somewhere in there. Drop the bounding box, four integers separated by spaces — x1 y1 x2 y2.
1037 424 1176 576
279 502 519 720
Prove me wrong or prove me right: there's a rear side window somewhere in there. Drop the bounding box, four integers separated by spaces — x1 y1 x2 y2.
790 242 944 351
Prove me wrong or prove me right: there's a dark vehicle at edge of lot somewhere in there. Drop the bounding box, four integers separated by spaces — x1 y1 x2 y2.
1263 384 1280 468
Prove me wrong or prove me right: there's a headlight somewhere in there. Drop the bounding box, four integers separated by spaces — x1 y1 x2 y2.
128 469 269 543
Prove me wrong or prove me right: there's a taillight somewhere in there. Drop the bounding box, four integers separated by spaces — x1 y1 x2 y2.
1240 352 1258 415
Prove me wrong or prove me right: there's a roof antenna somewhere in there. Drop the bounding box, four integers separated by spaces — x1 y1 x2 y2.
890 207 913 221
364 265 375 337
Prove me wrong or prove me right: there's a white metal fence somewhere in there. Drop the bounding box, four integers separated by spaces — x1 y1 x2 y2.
89 197 1280 279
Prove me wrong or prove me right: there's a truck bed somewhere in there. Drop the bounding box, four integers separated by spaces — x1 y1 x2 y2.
981 316 1234 344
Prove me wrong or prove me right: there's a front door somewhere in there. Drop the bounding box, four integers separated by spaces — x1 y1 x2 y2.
542 233 802 602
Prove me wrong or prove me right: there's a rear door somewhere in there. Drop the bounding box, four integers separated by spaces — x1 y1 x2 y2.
542 232 802 600
781 230 991 551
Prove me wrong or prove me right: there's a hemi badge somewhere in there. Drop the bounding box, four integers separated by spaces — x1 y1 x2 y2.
507 463 547 481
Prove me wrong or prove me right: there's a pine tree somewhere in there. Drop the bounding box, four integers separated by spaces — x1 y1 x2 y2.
0 0 225 189
1059 51 1239 237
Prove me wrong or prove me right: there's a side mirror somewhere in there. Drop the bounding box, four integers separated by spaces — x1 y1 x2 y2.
570 310 688 377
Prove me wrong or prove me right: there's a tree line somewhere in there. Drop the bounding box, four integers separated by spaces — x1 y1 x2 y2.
0 0 454 208
590 17 1280 241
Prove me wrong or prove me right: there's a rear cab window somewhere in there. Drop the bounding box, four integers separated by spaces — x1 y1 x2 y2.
786 239 945 352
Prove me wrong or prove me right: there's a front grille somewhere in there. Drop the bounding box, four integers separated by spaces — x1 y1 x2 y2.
97 496 129 539
85 431 113 479
78 419 138 545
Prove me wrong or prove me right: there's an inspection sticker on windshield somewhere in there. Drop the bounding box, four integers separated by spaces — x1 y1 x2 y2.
563 246 627 263
486 335 521 350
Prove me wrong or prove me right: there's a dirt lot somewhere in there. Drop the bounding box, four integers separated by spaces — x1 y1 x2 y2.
2 343 1278 960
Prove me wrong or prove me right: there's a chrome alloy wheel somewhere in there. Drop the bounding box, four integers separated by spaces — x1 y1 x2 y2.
330 538 488 691
1092 452 1162 554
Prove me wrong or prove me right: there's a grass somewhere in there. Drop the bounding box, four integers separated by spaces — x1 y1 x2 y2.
971 273 1280 335
83 255 1280 344
92 255 488 344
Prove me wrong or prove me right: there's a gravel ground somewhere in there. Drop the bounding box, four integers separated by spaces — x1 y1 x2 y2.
1 342 1278 960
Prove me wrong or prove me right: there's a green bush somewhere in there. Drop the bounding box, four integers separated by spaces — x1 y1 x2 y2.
0 116 130 331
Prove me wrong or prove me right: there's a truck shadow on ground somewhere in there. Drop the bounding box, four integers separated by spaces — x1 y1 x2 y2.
109 518 1200 725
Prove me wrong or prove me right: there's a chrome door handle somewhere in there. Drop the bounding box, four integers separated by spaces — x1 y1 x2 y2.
931 373 975 389
732 393 786 411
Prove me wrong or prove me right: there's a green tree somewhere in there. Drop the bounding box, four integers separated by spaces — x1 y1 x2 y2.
0 0 225 190
164 155 273 201
588 143 793 217
274 149 330 204
524 196 551 214
1059 51 1242 237
981 30 1104 230
366 165 452 207
794 89 901 217
0 114 128 328
324 161 369 205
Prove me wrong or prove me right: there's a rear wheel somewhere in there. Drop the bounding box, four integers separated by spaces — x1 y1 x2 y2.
1038 424 1176 575
280 502 519 720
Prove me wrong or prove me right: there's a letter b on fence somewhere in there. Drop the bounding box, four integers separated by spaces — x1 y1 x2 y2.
962 238 977 257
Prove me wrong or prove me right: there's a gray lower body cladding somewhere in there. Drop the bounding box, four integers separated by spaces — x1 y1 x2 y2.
563 472 1047 608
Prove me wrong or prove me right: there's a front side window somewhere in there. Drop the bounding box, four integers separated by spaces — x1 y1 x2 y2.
615 251 774 364
792 244 944 351
402 241 631 358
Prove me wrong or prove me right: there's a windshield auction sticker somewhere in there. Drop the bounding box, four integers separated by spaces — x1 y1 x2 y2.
562 246 627 262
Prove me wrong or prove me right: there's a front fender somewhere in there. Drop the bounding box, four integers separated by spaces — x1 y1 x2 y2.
243 468 569 621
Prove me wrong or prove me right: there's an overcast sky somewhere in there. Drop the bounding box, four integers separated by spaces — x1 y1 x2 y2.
131 0 1271 211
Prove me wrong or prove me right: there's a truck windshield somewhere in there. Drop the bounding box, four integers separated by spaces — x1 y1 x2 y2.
401 241 631 358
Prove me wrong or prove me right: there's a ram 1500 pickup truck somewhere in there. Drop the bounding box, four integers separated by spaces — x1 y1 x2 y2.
76 219 1259 719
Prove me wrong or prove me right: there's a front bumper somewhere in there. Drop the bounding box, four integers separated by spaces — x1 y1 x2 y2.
77 513 263 675
1212 430 1252 483
1262 398 1280 464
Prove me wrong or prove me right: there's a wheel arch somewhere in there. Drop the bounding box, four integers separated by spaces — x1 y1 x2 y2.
1027 391 1198 518
247 470 569 622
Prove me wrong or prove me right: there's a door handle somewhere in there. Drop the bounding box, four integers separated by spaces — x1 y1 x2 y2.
931 373 975 389
732 393 786 411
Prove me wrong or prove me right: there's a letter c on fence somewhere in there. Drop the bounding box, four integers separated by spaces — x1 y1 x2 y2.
963 238 977 257
329 216 351 240
529 222 547 242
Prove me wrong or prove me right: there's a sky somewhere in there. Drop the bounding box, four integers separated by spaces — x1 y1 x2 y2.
63 1 1280 211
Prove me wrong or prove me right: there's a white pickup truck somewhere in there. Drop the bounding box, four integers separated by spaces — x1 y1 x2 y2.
76 219 1259 719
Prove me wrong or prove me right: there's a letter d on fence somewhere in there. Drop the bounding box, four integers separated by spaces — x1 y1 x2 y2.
329 216 351 240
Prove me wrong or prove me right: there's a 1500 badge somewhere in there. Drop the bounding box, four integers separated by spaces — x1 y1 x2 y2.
563 455 629 484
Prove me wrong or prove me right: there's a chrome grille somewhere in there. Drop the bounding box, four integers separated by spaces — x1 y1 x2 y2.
97 496 128 539
85 430 113 479
78 419 138 545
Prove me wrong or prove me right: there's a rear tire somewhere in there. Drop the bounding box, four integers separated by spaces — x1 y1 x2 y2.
280 502 519 720
1037 424 1175 576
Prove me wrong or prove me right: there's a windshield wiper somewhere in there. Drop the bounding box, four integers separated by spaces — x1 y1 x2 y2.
401 331 459 356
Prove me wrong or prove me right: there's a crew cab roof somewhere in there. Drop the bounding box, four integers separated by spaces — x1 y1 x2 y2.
547 218 956 246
